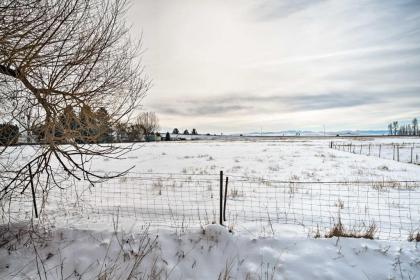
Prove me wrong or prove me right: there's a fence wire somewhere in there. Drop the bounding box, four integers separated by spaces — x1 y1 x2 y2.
331 142 420 164
2 172 420 240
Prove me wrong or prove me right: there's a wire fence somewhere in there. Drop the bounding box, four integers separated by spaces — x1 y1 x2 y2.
330 141 420 164
2 171 420 240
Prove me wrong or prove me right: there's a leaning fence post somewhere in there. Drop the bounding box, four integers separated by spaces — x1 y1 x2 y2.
28 164 38 219
219 170 223 225
223 177 228 222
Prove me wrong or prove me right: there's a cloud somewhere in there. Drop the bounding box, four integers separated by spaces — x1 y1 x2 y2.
131 0 420 131
157 103 251 116
153 88 420 117
251 0 327 21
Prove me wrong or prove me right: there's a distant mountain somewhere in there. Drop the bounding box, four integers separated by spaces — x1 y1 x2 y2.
242 130 389 136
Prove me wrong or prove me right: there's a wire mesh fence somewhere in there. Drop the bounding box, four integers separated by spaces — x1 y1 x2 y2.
225 176 420 240
2 172 420 240
330 141 420 164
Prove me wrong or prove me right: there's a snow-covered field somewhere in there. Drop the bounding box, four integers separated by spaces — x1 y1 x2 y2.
1 136 420 279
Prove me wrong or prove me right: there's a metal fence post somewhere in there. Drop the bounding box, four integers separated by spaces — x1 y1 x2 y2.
223 177 228 222
219 170 223 225
28 164 38 219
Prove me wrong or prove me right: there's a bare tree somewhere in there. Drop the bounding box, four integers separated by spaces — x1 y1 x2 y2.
135 112 159 136
0 1 149 201
392 121 399 136
388 123 393 136
413 118 418 136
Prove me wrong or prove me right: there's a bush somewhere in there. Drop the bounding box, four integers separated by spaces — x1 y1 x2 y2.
0 123 19 145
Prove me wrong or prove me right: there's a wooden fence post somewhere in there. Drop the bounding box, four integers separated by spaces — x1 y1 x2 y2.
411 147 413 163
393 145 395 160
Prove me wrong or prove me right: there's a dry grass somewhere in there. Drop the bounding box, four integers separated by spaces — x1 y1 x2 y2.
325 217 377 240
408 232 420 242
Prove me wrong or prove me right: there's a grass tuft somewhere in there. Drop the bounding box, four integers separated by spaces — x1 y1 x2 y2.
325 217 377 240
408 232 420 242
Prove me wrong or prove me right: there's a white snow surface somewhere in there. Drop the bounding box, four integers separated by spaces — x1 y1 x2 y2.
1 224 419 279
2 137 420 279
89 137 420 181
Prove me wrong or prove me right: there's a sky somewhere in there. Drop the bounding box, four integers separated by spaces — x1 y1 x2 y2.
127 0 420 133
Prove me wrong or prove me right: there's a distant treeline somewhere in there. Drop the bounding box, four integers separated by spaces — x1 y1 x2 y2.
0 108 205 145
387 118 418 136
0 109 165 145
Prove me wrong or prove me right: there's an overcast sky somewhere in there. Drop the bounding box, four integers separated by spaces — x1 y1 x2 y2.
127 0 420 133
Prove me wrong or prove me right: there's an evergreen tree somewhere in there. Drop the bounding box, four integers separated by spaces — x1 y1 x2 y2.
96 107 113 143
0 123 19 145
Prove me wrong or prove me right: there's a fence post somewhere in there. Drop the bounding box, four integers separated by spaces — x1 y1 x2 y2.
219 170 223 225
368 144 371 155
397 146 400 161
393 145 395 160
28 164 38 219
223 177 228 222
379 144 381 158
411 147 413 163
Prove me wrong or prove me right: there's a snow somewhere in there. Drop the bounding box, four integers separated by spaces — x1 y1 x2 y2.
90 137 420 182
1 136 420 279
1 224 419 279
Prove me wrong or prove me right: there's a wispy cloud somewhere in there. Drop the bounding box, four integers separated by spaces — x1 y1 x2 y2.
130 0 420 132
251 0 327 21
153 88 420 117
